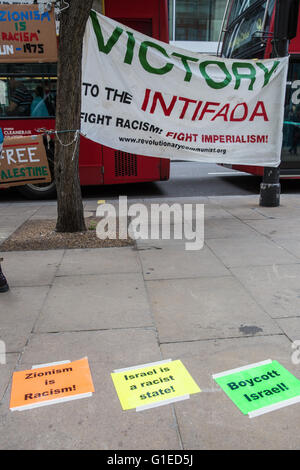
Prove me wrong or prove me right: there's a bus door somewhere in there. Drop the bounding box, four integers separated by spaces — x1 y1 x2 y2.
101 0 169 185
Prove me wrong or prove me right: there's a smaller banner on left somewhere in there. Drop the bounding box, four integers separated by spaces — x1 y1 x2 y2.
0 134 51 187
0 3 57 63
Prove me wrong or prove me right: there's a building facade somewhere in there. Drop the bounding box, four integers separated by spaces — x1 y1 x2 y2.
96 0 227 55
94 0 227 54
0 0 227 55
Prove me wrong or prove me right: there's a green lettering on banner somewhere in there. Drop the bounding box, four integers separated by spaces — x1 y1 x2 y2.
213 360 300 416
139 41 174 75
88 11 285 94
90 10 123 55
171 52 199 82
124 31 135 65
257 61 280 87
199 61 232 89
232 62 256 90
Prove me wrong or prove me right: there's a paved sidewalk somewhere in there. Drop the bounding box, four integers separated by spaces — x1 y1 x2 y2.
0 194 300 449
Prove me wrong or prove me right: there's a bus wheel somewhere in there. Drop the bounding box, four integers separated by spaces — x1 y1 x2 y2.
17 180 57 200
17 137 57 200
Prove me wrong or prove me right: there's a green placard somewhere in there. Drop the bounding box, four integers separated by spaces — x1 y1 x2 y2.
213 360 300 417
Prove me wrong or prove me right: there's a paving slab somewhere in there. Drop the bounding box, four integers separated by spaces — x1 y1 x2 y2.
0 203 11 211
0 286 49 352
0 329 180 450
0 354 19 402
204 217 260 239
0 230 17 242
201 205 234 220
138 244 229 280
206 197 269 220
28 205 58 220
57 247 140 276
0 214 32 226
161 335 300 450
280 195 300 207
146 276 281 343
252 204 300 219
35 272 153 332
208 195 261 208
206 236 298 268
274 238 300 259
83 199 102 212
1 250 64 287
0 205 40 217
246 218 300 239
127 199 231 224
0 215 30 242
136 238 189 249
230 264 300 319
29 205 94 220
276 317 300 343
129 220 196 247
219 206 268 221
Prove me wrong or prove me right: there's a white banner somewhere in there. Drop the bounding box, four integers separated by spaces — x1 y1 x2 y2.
81 11 289 166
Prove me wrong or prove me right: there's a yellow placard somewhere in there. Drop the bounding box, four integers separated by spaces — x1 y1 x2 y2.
111 360 201 410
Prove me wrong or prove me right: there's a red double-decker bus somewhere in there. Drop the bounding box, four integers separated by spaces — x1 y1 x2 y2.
218 0 300 179
0 0 170 199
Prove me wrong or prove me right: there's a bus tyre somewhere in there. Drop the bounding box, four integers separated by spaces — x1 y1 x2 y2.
17 180 57 200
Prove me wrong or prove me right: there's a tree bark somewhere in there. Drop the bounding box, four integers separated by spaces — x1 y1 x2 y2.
55 0 93 232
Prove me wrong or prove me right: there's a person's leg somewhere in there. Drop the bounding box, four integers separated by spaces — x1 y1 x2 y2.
0 258 9 293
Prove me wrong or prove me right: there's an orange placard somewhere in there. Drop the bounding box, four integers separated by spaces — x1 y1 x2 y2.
10 357 95 411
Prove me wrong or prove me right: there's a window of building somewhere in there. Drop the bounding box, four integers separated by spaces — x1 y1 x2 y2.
169 0 228 42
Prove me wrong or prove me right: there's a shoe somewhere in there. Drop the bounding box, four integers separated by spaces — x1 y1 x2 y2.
0 265 9 293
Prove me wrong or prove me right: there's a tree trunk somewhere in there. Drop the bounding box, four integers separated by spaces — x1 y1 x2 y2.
55 0 93 232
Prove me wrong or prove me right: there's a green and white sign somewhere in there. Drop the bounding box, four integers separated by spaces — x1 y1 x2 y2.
81 11 288 166
213 359 300 418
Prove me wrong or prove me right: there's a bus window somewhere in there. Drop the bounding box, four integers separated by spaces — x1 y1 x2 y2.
227 0 264 25
0 79 9 116
222 0 275 58
3 76 56 118
0 63 56 119
7 78 35 117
